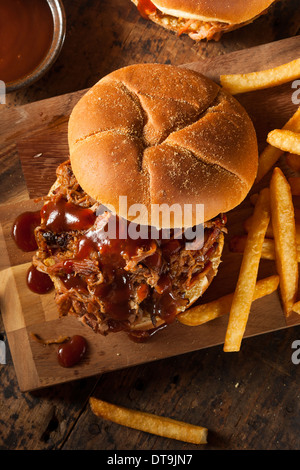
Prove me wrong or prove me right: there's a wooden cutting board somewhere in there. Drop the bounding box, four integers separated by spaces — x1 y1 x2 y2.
1 36 300 392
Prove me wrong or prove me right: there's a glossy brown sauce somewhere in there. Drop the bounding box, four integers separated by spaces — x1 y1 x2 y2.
137 0 157 18
12 198 218 333
40 198 188 325
26 264 53 294
0 0 54 83
11 210 41 252
41 199 96 232
57 335 87 368
12 208 54 294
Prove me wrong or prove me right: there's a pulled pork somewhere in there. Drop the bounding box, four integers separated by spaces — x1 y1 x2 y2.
33 161 226 335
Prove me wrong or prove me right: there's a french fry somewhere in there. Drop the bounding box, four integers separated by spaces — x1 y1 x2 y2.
270 167 299 317
253 183 300 200
243 217 274 239
231 235 300 260
230 235 276 260
243 215 300 243
89 397 208 445
286 153 300 172
256 107 300 183
250 192 300 221
220 58 300 95
178 275 279 326
267 129 300 155
230 234 300 262
223 188 271 352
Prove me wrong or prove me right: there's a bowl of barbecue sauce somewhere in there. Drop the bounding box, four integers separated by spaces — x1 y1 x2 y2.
0 0 66 92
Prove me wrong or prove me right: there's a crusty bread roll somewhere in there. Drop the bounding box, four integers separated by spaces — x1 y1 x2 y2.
68 63 258 229
131 0 276 40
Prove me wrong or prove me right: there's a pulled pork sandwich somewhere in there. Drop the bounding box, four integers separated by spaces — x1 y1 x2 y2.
132 0 277 41
33 64 258 337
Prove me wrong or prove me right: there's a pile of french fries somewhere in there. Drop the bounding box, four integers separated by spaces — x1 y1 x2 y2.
230 165 300 320
89 58 300 446
180 57 300 353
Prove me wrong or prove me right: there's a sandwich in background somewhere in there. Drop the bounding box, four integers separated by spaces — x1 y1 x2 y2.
131 0 277 41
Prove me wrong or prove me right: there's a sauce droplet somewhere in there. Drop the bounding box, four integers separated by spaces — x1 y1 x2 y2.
57 335 87 368
41 198 96 232
12 210 41 251
26 264 54 294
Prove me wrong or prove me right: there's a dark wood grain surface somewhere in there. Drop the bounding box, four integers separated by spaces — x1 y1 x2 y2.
1 0 300 451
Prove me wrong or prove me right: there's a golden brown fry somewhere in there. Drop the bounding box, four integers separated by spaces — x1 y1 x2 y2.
243 215 300 243
178 275 279 327
230 234 300 262
220 58 300 95
286 153 300 172
256 107 300 183
224 188 271 352
230 234 276 260
89 397 208 445
267 129 300 155
270 167 299 317
243 216 273 239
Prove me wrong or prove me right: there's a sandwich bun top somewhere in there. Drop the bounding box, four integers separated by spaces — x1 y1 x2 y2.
150 0 276 24
68 63 258 229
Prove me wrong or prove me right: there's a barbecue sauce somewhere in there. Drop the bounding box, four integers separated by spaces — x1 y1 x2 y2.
0 0 54 83
12 197 223 332
12 210 41 252
26 264 53 294
39 198 189 326
41 199 96 232
137 0 157 18
12 208 54 294
57 335 87 368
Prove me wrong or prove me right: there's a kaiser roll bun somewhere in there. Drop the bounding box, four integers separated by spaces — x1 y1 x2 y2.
68 63 258 228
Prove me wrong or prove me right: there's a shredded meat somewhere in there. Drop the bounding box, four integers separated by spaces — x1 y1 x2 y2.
33 160 226 335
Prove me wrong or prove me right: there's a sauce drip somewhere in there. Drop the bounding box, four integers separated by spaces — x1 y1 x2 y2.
0 0 54 83
60 271 88 294
12 210 41 252
59 215 156 322
40 200 194 327
57 335 87 368
137 0 157 18
26 264 53 294
41 198 96 232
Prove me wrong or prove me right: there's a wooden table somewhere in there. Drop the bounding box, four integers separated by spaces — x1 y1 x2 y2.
1 0 300 451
